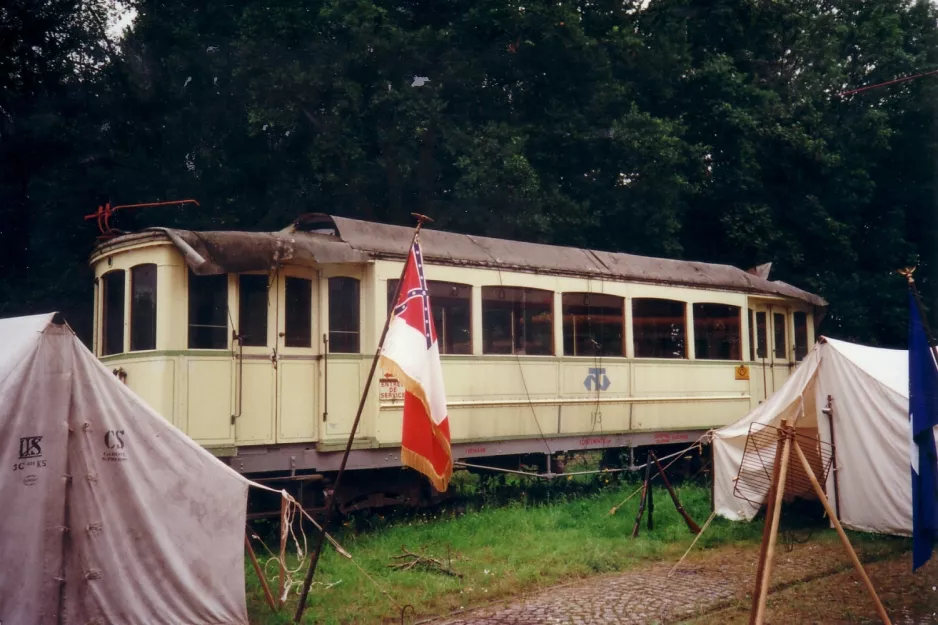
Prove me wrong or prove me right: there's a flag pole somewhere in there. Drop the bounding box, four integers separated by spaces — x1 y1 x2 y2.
899 268 938 363
293 213 432 623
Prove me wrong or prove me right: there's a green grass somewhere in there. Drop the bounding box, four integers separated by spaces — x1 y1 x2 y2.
245 477 765 624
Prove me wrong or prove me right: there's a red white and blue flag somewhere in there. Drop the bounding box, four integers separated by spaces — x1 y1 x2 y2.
380 236 452 492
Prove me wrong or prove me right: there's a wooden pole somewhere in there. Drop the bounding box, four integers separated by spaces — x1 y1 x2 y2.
791 440 892 625
900 269 938 363
279 495 288 608
246 533 277 612
748 435 784 625
651 451 701 534
751 423 793 625
293 214 431 623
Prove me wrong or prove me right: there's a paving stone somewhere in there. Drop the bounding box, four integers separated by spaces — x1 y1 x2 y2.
434 542 887 625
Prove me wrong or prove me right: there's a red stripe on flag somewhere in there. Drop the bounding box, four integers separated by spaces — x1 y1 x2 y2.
401 390 452 491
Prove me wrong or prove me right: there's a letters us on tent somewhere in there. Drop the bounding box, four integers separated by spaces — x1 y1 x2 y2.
713 336 938 537
0 313 250 625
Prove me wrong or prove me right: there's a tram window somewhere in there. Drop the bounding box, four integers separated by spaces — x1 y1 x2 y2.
102 270 125 355
482 286 553 355
329 277 360 353
755 311 767 358
748 308 755 361
632 298 686 359
562 293 624 357
388 280 471 354
130 264 157 351
238 275 269 347
693 303 741 360
188 273 228 349
284 277 312 348
794 312 808 361
774 312 787 359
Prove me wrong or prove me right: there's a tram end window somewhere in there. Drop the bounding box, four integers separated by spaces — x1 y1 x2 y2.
238 274 269 347
329 276 360 353
632 298 686 359
562 293 624 357
755 311 767 359
748 308 755 361
794 311 808 361
284 276 312 348
188 272 229 349
773 312 787 359
130 264 157 352
693 303 741 360
102 269 126 356
388 280 471 354
482 286 553 355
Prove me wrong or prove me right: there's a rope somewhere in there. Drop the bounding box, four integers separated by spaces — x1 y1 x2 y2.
607 436 706 515
668 510 717 577
246 491 401 613
454 435 706 486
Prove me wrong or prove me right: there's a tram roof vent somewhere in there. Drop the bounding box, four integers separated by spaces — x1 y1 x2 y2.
286 213 339 236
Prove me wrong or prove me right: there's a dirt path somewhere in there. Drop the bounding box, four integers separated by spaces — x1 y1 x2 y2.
430 537 933 625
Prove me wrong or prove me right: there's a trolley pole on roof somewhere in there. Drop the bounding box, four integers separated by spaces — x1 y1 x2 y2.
293 214 433 623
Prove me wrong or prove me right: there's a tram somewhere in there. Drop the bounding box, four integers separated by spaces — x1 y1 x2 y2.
88 213 825 511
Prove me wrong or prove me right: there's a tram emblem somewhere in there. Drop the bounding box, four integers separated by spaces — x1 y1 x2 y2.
583 368 611 391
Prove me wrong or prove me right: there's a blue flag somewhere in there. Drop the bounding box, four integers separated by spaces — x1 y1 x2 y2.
909 290 938 570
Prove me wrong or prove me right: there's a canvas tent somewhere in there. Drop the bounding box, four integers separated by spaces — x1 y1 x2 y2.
0 313 250 625
713 336 938 537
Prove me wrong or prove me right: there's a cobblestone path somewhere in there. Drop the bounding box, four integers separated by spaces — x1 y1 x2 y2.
439 563 735 625
435 542 905 625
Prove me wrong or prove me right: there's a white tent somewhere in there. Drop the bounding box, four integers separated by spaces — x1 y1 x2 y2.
0 313 250 624
714 336 938 537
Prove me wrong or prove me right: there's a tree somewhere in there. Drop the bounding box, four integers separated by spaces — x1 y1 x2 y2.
0 0 120 338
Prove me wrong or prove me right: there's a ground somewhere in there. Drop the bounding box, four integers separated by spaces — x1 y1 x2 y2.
244 483 937 624
430 538 938 625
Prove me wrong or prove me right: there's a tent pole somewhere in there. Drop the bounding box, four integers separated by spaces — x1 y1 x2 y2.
824 395 841 520
56 388 76 625
791 439 891 625
292 215 430 623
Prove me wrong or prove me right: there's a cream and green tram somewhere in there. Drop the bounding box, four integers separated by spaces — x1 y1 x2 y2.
89 214 825 510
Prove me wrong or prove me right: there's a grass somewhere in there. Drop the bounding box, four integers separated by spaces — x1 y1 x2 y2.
245 472 766 625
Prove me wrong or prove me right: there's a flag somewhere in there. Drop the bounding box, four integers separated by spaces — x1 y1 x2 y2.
909 290 938 570
380 235 453 492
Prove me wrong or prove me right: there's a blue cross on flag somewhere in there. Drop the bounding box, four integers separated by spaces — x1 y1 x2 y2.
909 290 938 571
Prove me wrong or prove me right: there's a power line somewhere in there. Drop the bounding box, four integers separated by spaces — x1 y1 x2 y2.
836 68 938 97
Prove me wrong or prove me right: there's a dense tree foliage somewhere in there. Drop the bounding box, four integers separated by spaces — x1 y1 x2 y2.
2 0 936 346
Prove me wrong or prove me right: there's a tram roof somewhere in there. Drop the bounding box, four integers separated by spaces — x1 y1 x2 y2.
91 213 827 308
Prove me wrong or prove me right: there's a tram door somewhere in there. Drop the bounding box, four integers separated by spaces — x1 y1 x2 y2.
321 272 364 443
233 272 277 445
277 270 320 443
749 305 771 403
